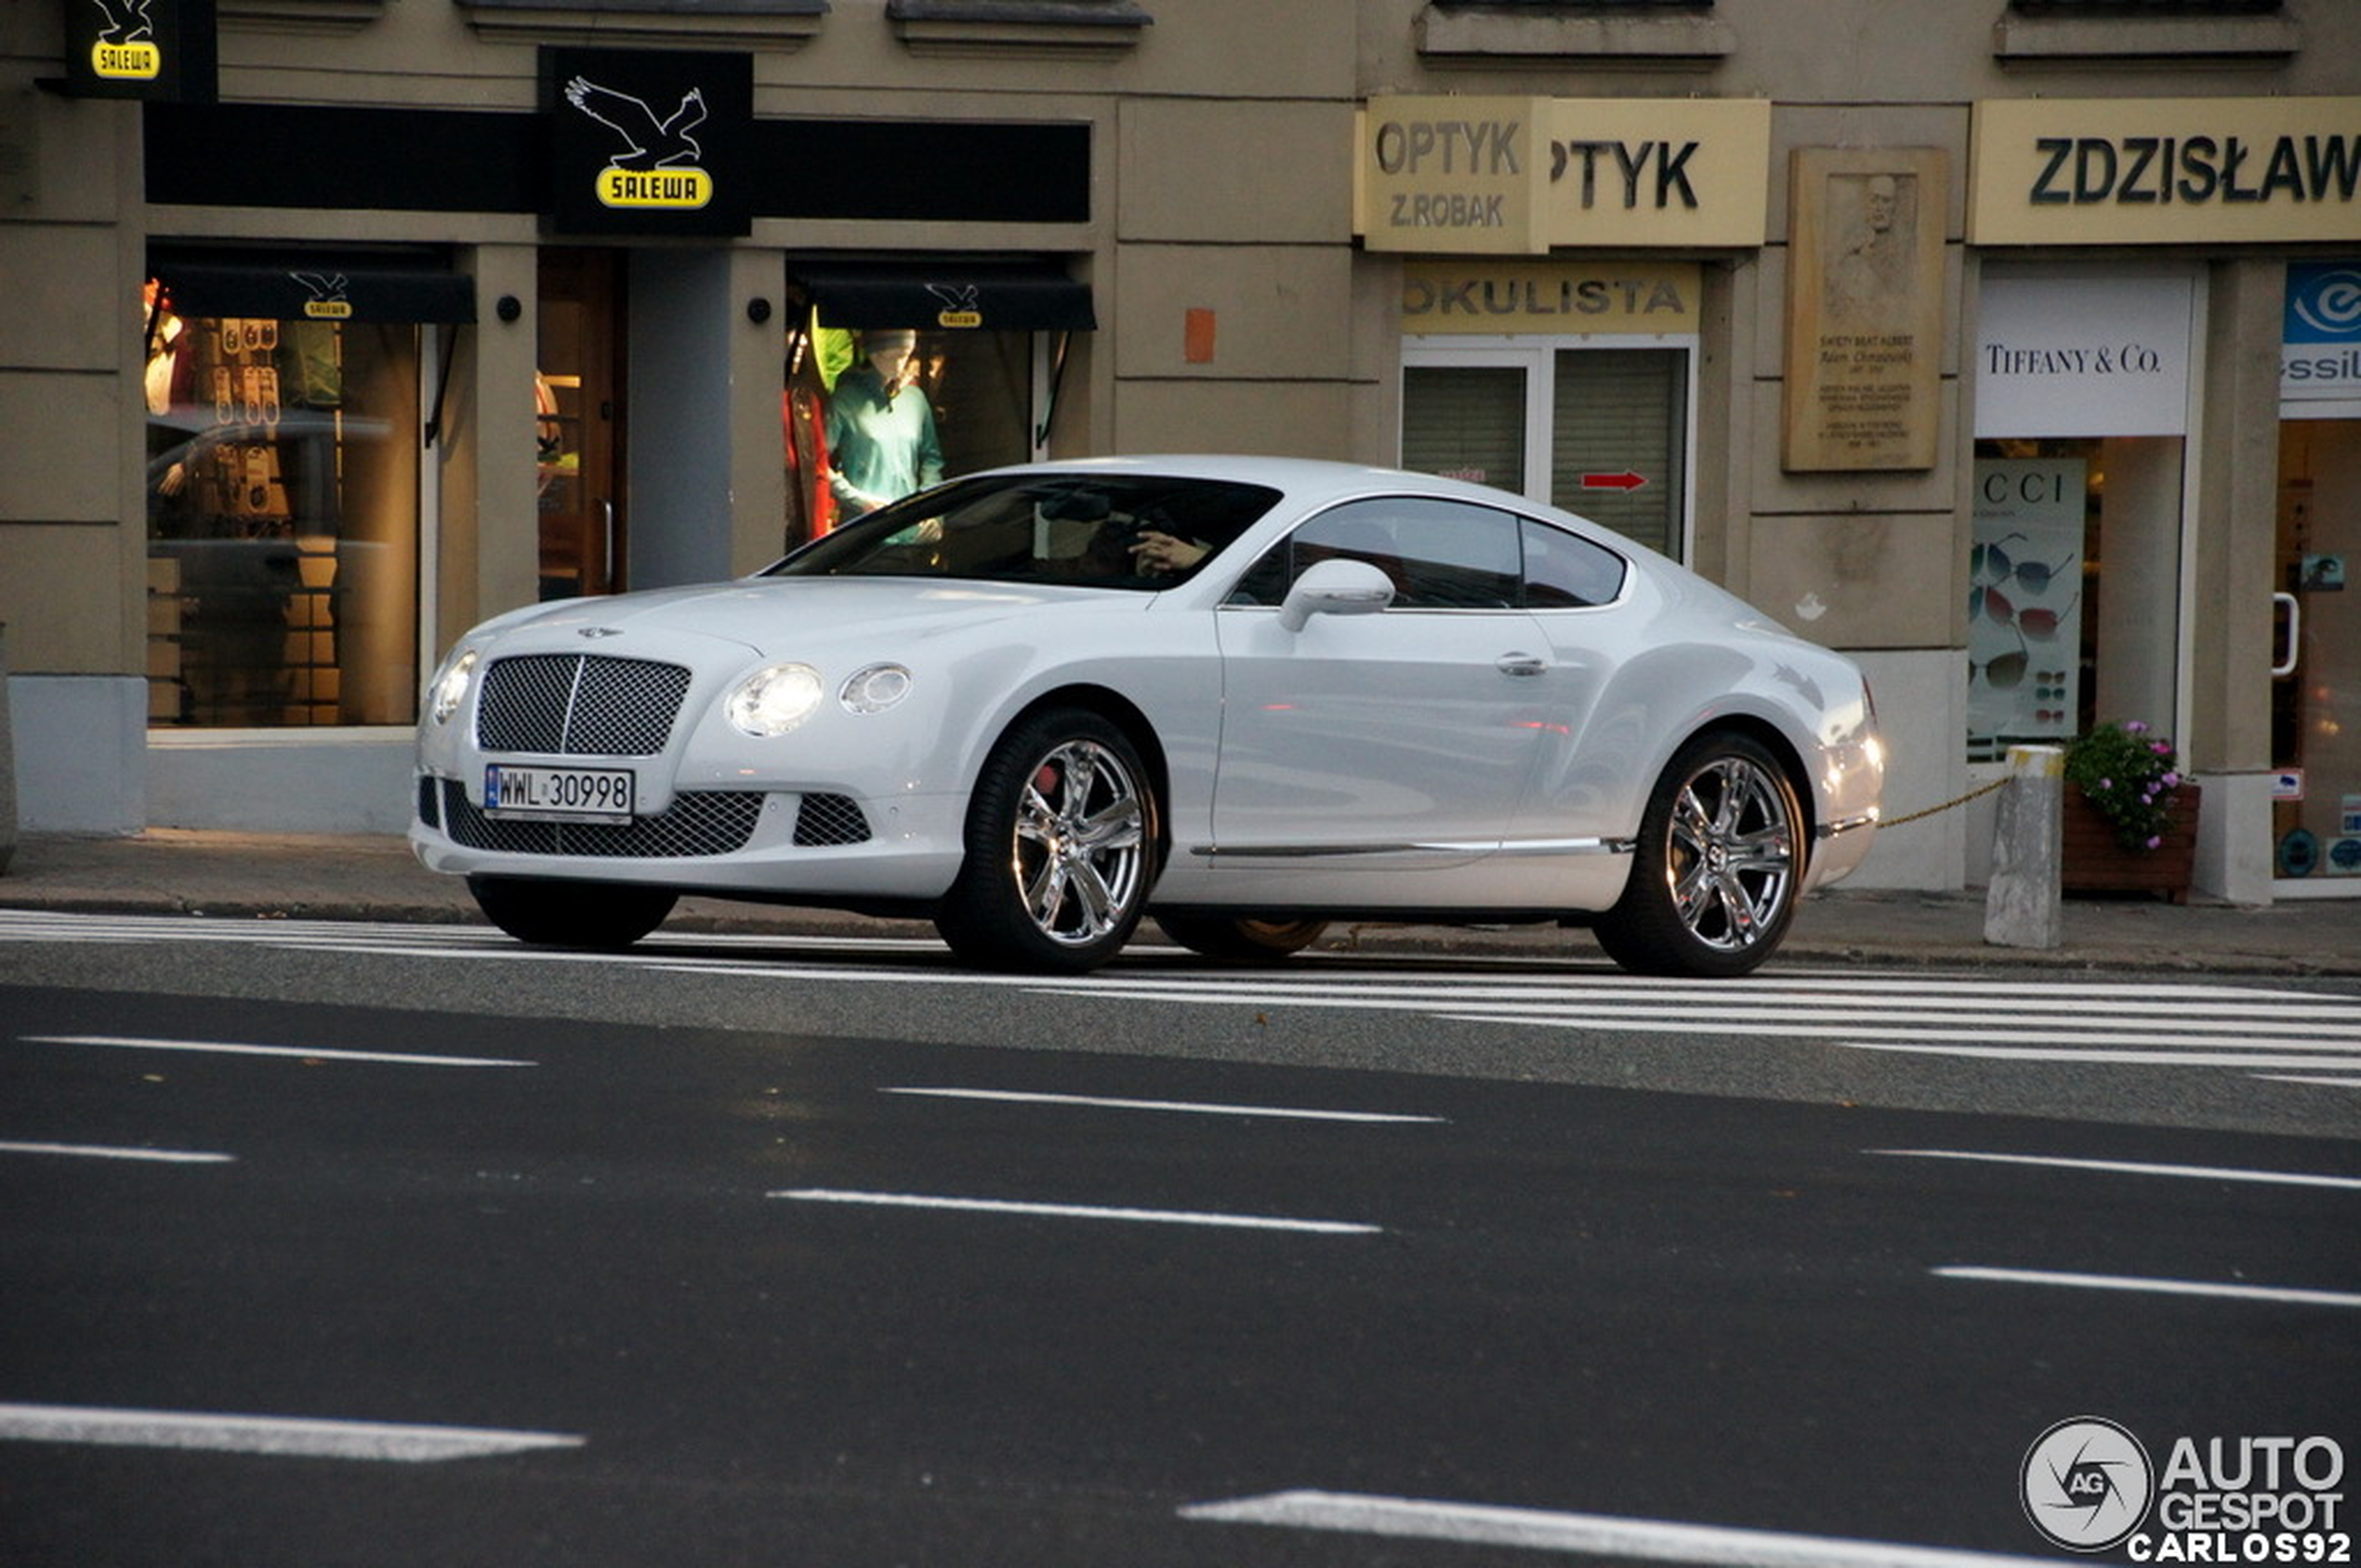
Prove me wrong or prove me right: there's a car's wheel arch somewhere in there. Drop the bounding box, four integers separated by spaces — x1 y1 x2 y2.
970 682 1173 860
1679 713 1816 850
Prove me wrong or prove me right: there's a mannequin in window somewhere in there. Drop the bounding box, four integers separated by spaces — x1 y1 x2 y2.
144 278 201 507
824 328 943 518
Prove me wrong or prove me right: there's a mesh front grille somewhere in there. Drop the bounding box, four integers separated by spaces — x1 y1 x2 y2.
440 780 762 859
794 793 872 847
477 654 691 757
415 774 441 830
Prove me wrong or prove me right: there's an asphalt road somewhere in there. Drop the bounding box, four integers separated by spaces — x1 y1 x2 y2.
3 915 2357 1566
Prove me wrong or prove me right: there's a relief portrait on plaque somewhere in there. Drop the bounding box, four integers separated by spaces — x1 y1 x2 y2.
1825 172 1915 322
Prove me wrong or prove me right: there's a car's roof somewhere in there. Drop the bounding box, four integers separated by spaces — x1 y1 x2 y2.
986 454 1535 509
989 454 1674 567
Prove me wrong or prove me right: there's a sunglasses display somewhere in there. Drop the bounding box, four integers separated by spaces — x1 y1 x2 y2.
1970 585 2080 639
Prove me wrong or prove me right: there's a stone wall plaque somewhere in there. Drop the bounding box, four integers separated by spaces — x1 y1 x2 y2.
1783 146 1947 472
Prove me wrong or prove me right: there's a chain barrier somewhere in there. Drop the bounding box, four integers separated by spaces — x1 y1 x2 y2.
1878 775 2009 830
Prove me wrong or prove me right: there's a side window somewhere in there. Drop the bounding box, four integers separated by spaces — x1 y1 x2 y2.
1226 496 1524 610
1522 519 1628 609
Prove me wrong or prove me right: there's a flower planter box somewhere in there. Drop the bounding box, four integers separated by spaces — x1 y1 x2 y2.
2062 782 2200 903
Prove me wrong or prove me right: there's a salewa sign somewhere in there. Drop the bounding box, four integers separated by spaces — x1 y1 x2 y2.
1972 98 2361 246
1358 97 1770 254
60 0 215 101
545 47 749 237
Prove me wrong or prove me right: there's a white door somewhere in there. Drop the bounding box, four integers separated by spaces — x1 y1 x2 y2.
1209 497 1550 870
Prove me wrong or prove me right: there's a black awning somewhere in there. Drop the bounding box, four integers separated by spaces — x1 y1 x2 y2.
152 262 477 324
791 260 1095 332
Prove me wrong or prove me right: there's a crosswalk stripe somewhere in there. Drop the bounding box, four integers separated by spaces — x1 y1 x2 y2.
6 910 2355 1087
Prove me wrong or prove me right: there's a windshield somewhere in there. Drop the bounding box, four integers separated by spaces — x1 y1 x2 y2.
764 472 1284 590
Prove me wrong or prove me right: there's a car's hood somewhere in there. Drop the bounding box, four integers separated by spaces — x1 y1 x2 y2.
480 577 1143 657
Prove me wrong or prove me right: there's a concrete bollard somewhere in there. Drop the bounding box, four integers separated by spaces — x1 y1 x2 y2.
1984 744 2063 950
0 623 15 876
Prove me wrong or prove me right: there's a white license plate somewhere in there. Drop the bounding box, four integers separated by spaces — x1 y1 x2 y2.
483 764 635 824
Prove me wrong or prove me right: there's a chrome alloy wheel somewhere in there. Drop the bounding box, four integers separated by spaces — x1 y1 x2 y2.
1666 752 1798 955
1011 737 1150 949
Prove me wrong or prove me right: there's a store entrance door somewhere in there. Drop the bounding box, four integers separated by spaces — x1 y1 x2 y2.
536 249 627 599
2272 418 2361 889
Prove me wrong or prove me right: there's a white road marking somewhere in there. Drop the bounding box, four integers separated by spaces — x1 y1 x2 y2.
881 1087 1444 1124
0 1140 233 1164
772 1188 1379 1235
1936 1267 2361 1310
7 910 2357 1088
1833 1041 2361 1069
0 1403 582 1461
1179 1490 2066 1565
1869 1149 2361 1191
18 1034 532 1069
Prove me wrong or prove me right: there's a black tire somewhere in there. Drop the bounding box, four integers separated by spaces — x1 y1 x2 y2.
934 708 1160 974
1592 731 1803 979
468 875 677 951
1156 914 1330 962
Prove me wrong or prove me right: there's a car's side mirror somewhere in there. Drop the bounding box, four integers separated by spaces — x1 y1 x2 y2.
1277 558 1395 632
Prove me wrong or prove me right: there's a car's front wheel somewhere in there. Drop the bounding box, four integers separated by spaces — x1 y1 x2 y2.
935 708 1159 974
1592 731 1801 978
1155 914 1330 962
467 875 678 951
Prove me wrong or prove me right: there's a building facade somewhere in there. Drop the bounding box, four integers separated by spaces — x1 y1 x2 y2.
2 0 2356 903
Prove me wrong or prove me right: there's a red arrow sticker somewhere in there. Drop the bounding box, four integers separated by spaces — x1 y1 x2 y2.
1579 471 1648 493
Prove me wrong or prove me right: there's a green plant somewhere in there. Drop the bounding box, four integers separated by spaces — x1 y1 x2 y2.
2063 719 2184 853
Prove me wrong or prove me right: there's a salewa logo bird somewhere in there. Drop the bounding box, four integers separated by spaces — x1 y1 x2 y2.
86 0 161 77
925 283 983 328
89 0 154 42
563 76 714 209
289 271 353 320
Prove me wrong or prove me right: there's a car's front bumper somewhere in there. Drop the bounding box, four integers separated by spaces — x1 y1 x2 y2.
408 771 968 903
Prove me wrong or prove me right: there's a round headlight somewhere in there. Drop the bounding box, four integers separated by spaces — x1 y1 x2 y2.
839 663 914 716
430 648 479 726
726 662 824 736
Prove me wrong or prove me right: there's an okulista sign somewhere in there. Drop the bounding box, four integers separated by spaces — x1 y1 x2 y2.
1973 98 2361 246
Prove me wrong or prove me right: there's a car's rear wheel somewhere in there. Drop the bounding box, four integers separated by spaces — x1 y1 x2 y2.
935 708 1159 974
467 875 677 951
1156 914 1330 962
1592 731 1801 978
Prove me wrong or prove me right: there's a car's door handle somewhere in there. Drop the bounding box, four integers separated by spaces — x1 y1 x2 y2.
1497 652 1548 678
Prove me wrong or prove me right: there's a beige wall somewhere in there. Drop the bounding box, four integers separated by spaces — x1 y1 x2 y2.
5 0 2358 871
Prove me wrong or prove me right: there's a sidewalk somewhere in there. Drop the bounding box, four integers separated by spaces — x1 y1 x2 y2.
2 829 2355 977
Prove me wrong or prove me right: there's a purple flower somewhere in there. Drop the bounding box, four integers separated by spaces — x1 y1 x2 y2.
2098 777 2112 791
2126 720 2148 734
2144 836 2161 850
2162 771 2180 787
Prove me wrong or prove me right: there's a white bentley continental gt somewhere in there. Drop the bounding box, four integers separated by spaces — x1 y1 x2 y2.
412 456 1882 976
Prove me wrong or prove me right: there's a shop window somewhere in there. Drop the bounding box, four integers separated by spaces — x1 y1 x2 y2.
784 320 1039 545
1968 437 2184 764
1402 341 1691 562
1972 265 2196 767
144 284 424 729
